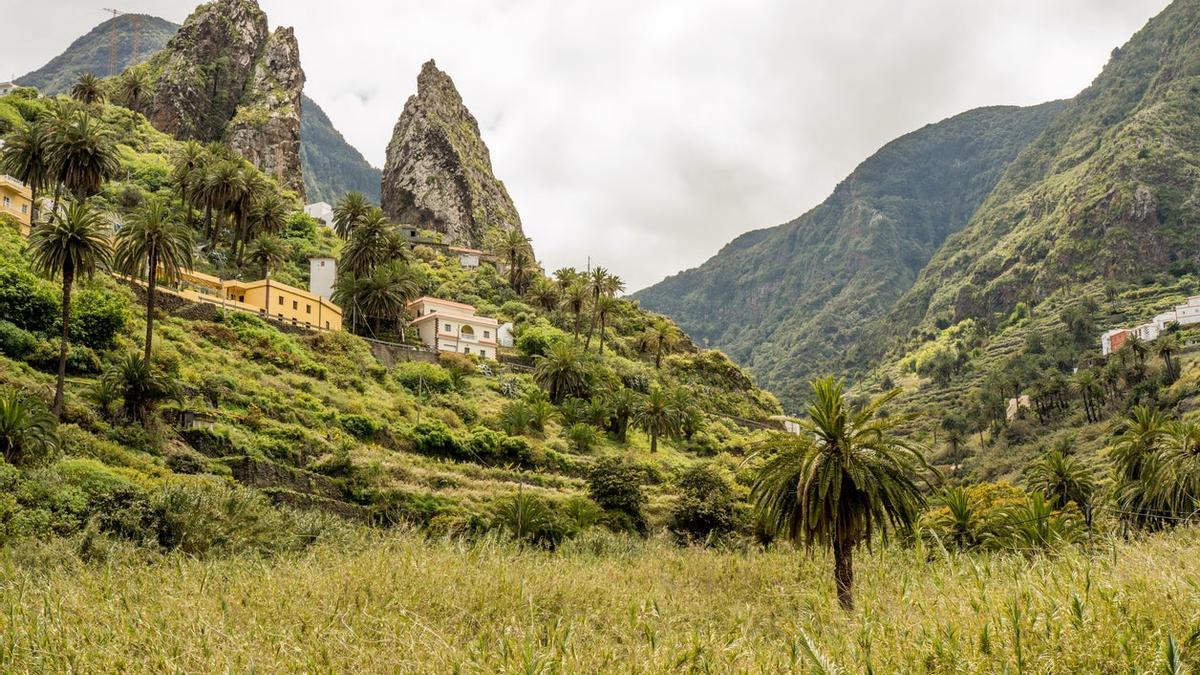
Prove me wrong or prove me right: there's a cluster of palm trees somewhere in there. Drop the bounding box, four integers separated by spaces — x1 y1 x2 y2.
328 192 422 337
1110 405 1200 527
169 140 292 268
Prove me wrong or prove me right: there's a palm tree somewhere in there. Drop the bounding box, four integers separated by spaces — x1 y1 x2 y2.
646 318 682 369
561 281 589 342
1070 369 1103 424
552 267 580 291
230 169 269 266
70 73 105 105
340 208 393 279
245 234 290 279
45 109 120 205
752 377 928 610
1025 450 1097 527
1154 333 1181 383
360 262 420 336
1125 334 1149 366
0 121 51 225
1110 405 1168 527
594 295 618 354
103 352 176 425
526 276 560 312
925 486 982 550
533 342 591 404
170 141 207 226
634 385 681 453
28 200 113 416
118 70 150 111
198 159 244 247
0 387 59 465
491 229 534 291
607 387 641 443
1137 420 1200 522
585 268 625 349
332 191 371 239
114 197 194 360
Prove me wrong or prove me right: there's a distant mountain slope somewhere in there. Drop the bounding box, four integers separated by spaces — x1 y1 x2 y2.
634 103 1064 408
16 12 379 204
877 0 1200 357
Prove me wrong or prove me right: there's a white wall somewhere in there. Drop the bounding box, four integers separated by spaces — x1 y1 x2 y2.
309 258 336 300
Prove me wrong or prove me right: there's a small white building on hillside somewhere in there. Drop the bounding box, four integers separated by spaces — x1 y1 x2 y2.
407 297 499 359
304 201 333 226
309 257 336 300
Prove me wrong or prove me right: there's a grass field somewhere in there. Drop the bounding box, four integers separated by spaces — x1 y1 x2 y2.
1 527 1197 673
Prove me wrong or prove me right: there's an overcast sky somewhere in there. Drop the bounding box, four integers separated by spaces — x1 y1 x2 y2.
3 0 1172 290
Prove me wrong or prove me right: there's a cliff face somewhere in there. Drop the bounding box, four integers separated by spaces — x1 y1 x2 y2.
141 0 305 198
227 27 306 197
381 60 523 247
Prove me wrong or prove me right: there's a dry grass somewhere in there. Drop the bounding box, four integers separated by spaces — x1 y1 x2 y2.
1 527 1198 672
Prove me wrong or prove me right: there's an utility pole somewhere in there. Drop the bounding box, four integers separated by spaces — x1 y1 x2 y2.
102 9 140 76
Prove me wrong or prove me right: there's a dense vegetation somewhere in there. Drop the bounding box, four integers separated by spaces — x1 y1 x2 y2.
634 103 1064 409
14 13 381 205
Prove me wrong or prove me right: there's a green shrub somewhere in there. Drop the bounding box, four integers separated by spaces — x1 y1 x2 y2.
340 414 380 440
587 457 647 533
151 479 284 556
500 400 534 436
0 320 36 358
27 340 101 375
407 422 463 457
668 463 741 543
566 423 599 453
393 362 453 395
516 324 569 357
0 265 58 333
64 286 131 350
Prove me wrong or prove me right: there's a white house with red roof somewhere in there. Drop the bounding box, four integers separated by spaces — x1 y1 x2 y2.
407 296 499 359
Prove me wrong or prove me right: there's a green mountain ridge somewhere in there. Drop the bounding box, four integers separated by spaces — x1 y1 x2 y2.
634 102 1064 409
15 13 380 204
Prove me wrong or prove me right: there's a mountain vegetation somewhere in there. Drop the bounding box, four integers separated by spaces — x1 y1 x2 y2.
634 103 1064 409
15 10 381 204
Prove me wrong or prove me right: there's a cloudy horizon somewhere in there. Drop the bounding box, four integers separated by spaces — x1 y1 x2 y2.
2 0 1172 291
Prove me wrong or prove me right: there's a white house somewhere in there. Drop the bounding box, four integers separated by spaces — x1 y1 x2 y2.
498 322 515 348
1101 328 1130 356
449 246 482 269
407 296 499 359
309 257 336 300
304 201 333 226
1131 322 1159 343
1176 296 1200 326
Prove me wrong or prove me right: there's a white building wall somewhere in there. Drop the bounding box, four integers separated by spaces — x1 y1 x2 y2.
304 202 333 225
309 258 336 300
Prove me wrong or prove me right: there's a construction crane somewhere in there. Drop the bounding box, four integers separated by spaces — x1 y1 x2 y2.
102 8 140 77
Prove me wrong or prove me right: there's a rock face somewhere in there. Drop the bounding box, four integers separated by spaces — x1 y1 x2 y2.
142 0 305 198
381 60 523 247
227 27 306 197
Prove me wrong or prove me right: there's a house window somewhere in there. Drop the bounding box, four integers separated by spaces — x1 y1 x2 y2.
480 350 487 358
483 330 490 339
325 321 330 329
293 300 298 310
239 295 246 303
2 196 9 206
464 347 470 354
278 296 284 305
444 323 451 332
306 304 311 314
20 205 27 214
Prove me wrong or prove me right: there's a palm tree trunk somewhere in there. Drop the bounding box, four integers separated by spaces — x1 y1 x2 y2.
53 268 74 417
29 185 38 226
834 535 854 611
144 248 158 361
599 315 607 354
650 434 658 453
655 341 664 370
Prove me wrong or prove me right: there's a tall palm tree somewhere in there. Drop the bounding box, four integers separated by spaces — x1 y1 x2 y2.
634 385 681 453
45 109 120 205
647 318 681 369
0 121 51 225
332 191 371 239
231 169 269 266
118 70 150 111
0 387 59 465
198 159 243 247
752 377 928 610
594 295 618 354
360 262 420 336
1143 420 1200 521
340 208 394 279
250 191 290 239
28 200 113 416
170 141 207 226
607 387 641 443
114 197 194 360
1154 333 1181 383
491 229 534 291
1025 450 1097 526
533 342 591 404
1070 369 1103 424
586 268 625 348
561 281 589 342
552 267 579 291
245 234 290 279
70 73 105 105
1110 405 1168 527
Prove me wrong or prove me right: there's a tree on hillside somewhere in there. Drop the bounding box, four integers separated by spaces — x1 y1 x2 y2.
114 197 194 360
586 268 624 349
70 73 105 105
1142 421 1200 522
0 388 59 465
198 158 243 247
593 295 618 354
0 121 51 225
340 208 395 279
646 318 682 369
104 352 176 426
752 377 928 610
1154 333 1181 383
28 200 113 416
633 385 681 454
490 229 534 293
1070 370 1104 424
332 192 371 240
45 109 120 206
1110 405 1167 527
170 141 206 226
606 387 641 443
561 281 589 343
533 342 591 404
245 234 290 279
526 277 560 313
118 70 150 112
1025 450 1097 527
249 191 290 240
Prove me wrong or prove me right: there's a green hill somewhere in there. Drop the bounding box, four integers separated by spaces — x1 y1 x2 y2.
633 103 1064 409
15 13 381 204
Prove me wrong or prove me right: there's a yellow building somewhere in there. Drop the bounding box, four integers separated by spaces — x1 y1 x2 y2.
0 175 33 236
176 269 343 332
